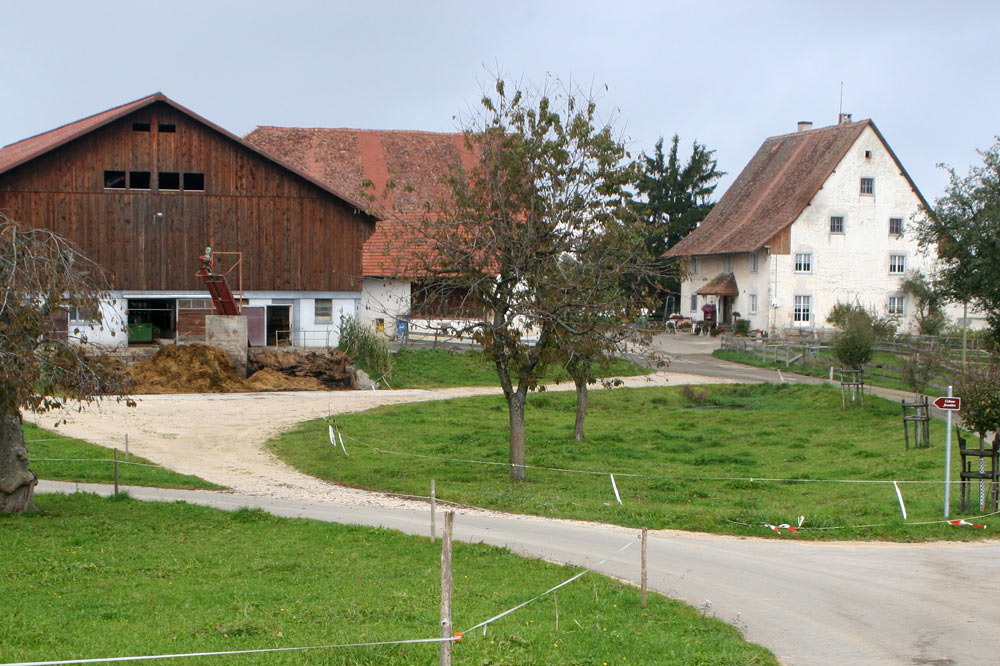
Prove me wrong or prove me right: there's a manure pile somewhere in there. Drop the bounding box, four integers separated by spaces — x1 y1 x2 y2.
128 345 354 394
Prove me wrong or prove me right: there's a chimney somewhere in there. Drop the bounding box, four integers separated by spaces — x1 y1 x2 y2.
838 113 853 124
797 121 813 132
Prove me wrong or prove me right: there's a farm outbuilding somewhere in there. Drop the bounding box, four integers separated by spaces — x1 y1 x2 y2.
0 93 377 348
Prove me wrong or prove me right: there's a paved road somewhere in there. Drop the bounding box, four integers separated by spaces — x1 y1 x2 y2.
38 478 1000 666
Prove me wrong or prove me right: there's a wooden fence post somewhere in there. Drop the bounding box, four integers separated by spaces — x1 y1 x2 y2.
440 511 455 666
113 448 119 495
641 527 648 608
124 433 129 460
430 479 437 543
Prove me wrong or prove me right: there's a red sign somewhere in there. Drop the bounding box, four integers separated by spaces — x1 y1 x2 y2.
933 397 962 411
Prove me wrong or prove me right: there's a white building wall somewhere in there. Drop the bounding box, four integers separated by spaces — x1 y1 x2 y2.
772 125 931 334
79 290 362 349
360 278 410 338
680 125 962 336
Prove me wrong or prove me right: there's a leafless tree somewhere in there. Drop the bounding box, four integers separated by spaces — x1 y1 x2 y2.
0 215 132 513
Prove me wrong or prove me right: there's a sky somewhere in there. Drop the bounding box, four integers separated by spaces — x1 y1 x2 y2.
2 0 997 200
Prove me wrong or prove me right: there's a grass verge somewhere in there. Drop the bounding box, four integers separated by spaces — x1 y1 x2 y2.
2 493 776 665
388 348 650 389
270 383 989 541
24 422 219 490
713 349 911 391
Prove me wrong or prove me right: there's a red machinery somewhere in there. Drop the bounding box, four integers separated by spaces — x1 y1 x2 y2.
195 247 242 315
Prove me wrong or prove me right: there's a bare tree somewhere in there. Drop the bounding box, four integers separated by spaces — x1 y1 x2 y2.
0 215 132 513
402 76 656 480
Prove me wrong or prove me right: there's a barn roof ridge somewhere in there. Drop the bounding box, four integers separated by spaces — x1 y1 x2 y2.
0 93 377 221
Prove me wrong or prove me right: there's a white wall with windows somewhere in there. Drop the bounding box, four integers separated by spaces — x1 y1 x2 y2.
678 124 989 335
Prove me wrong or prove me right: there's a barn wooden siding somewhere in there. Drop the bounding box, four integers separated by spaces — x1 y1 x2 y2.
0 101 373 292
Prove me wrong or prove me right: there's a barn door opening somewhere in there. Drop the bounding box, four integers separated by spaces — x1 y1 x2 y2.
127 298 176 344
266 305 291 346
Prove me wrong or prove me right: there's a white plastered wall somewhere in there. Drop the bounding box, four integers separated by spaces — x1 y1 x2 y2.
680 124 952 335
772 125 933 333
360 277 411 338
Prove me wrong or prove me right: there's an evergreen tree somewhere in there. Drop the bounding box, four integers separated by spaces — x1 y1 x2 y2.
633 135 723 313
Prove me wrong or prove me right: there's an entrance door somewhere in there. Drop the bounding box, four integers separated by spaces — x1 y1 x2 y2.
721 296 733 325
266 305 291 346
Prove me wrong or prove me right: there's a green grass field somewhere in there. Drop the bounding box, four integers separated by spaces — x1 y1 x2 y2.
713 349 913 391
2 493 776 665
388 348 650 389
24 422 220 490
269 383 986 541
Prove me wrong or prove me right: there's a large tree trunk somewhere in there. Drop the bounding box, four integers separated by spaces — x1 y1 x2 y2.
1 412 38 513
508 392 527 481
573 376 588 442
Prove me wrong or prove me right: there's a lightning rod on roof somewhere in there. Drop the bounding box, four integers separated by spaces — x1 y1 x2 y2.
839 82 844 118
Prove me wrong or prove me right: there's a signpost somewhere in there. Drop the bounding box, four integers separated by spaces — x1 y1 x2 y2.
933 396 962 411
939 388 961 518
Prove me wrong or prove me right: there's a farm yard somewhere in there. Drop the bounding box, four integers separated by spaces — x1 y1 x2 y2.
13 352 1000 666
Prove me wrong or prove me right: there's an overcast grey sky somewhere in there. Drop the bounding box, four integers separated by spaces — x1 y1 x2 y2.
3 1 997 199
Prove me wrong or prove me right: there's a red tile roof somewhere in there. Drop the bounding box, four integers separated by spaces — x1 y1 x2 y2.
665 119 926 257
0 93 376 217
245 126 478 277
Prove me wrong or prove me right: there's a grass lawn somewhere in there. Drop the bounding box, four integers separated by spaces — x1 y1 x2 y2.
387 348 650 389
269 383 989 541
1 493 776 665
23 422 220 490
713 349 912 392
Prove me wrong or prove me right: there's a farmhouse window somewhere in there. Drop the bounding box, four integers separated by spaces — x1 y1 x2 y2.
860 177 875 195
103 170 126 189
889 217 904 235
794 253 812 273
749 294 758 314
888 296 905 315
793 295 812 323
690 294 697 312
830 216 844 233
889 254 906 275
690 256 699 275
314 298 333 324
750 251 759 273
159 172 180 191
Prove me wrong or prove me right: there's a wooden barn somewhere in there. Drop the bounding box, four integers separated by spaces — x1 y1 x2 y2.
0 93 377 347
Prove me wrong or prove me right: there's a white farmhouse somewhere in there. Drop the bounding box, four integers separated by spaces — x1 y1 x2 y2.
667 115 948 336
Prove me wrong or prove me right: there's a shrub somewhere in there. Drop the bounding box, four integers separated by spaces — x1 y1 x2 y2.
734 319 751 336
680 385 709 405
832 314 875 371
337 315 393 381
957 364 1000 440
901 343 945 395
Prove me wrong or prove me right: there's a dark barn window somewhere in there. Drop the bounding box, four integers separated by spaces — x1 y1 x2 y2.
158 123 176 133
104 170 126 188
183 172 205 191
129 171 151 189
158 172 180 191
132 122 151 132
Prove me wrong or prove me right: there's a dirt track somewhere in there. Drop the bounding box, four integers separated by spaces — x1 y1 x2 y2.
40 371 730 506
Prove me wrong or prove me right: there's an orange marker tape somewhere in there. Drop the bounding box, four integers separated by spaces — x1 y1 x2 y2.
453 633 463 641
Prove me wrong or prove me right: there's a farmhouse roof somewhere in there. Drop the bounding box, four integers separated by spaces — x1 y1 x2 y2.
0 93 376 217
665 119 927 257
245 126 479 277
